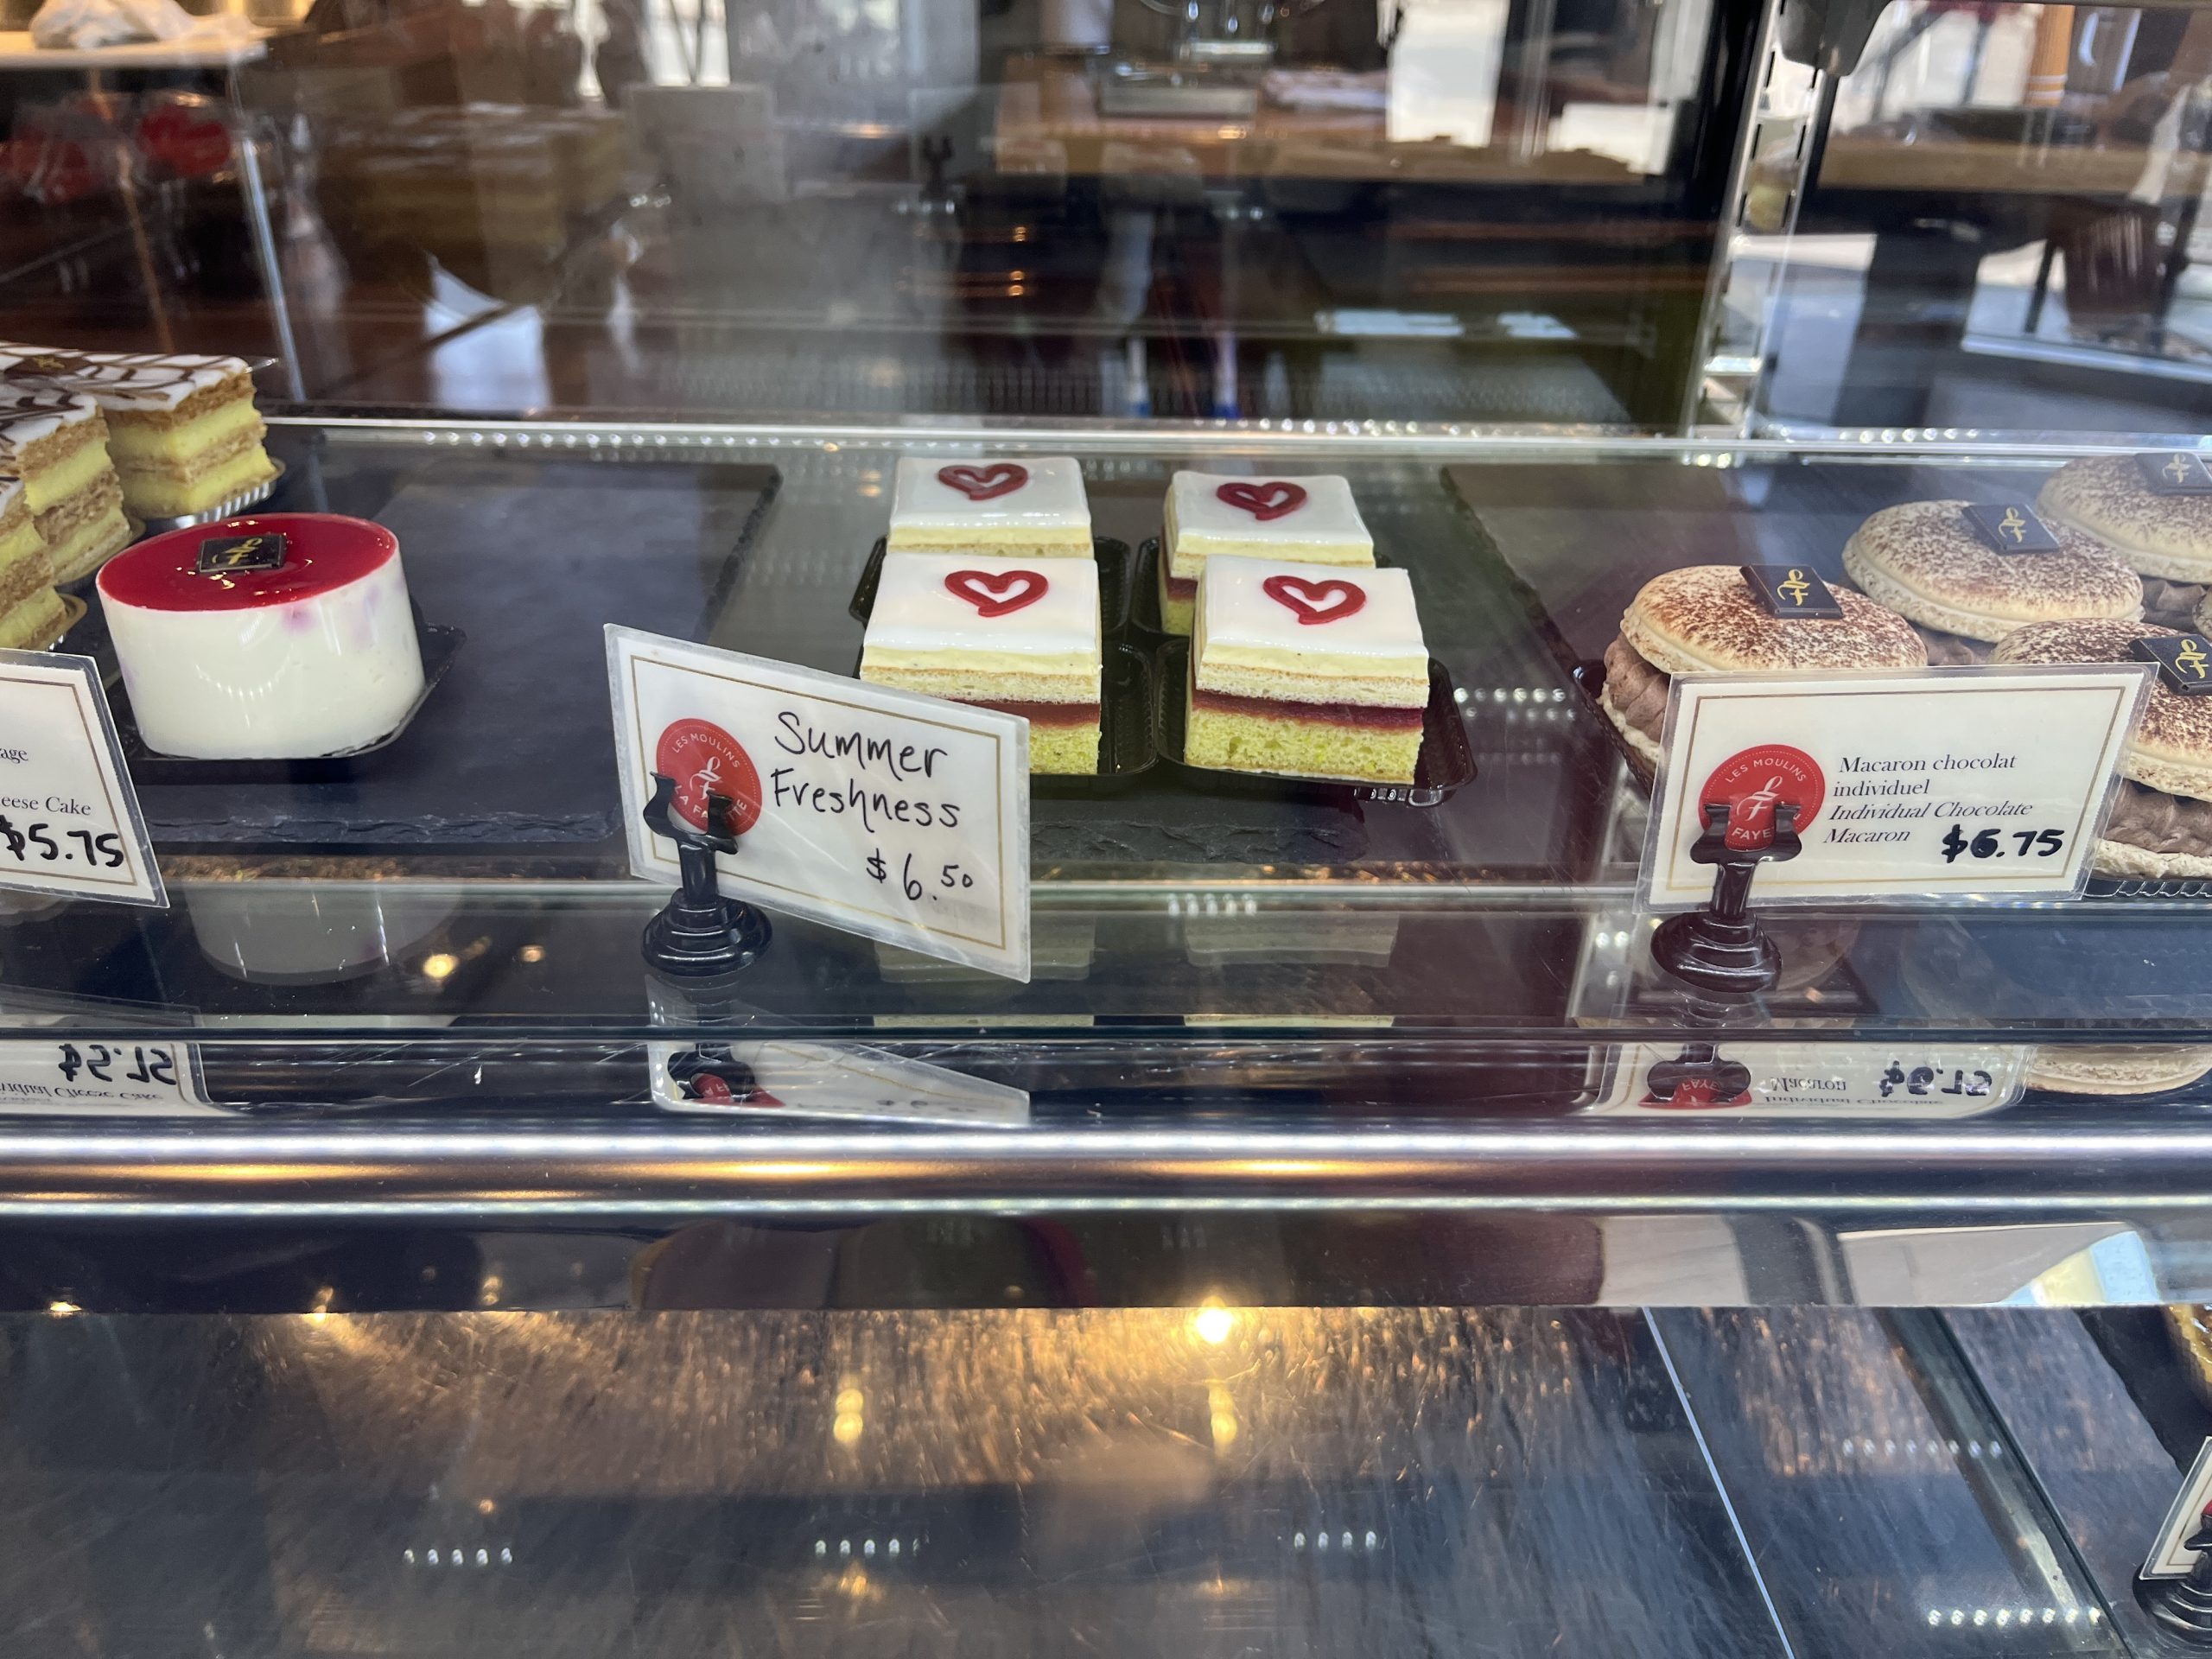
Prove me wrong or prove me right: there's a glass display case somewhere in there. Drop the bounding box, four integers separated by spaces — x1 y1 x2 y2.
5 0 2212 1645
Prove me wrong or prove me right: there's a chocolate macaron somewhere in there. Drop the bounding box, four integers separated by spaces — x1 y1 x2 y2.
2039 454 2212 627
1601 565 1926 774
2025 1044 2212 1097
1841 500 2142 664
1991 617 2212 879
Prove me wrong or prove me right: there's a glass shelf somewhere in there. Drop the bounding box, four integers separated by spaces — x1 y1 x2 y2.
4 421 2212 1275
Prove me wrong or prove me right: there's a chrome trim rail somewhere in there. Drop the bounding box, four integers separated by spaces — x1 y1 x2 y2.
268 412 2207 463
0 1117 2206 1218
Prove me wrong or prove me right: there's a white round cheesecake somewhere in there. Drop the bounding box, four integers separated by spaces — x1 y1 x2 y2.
96 512 426 759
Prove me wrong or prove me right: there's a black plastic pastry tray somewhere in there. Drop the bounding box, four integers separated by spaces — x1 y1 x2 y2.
1037 643 1157 796
58 435 781 852
849 535 1135 637
1151 637 1476 807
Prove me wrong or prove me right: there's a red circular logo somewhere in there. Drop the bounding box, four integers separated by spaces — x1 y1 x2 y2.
654 719 761 836
1700 743 1826 842
1642 1077 1752 1109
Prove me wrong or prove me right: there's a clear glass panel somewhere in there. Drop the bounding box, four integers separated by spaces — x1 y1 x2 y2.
2 0 1751 425
0 1305 2131 1655
1751 0 2212 436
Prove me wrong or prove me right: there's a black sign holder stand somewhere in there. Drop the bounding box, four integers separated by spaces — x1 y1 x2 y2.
1651 799 1802 995
2142 1508 2212 1641
1643 1040 1755 1105
639 772 772 980
1640 799 1802 1102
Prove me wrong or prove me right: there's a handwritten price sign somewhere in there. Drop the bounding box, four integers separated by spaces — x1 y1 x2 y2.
0 817 127 869
607 627 1032 980
0 650 164 908
0 1039 213 1115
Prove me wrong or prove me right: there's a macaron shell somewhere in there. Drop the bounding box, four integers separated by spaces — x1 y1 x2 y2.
1620 563 1927 675
1989 616 2212 799
2039 455 2212 581
1840 500 2143 635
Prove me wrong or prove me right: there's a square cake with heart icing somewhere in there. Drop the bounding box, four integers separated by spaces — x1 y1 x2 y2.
1160 471 1373 633
859 551 1103 773
1185 553 1428 784
886 456 1092 558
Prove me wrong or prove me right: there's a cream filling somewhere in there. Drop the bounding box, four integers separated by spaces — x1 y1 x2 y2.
43 505 130 581
1197 639 1428 683
118 448 276 514
0 588 67 651
103 400 262 465
22 439 111 513
1170 536 1370 580
0 520 45 566
860 645 1099 681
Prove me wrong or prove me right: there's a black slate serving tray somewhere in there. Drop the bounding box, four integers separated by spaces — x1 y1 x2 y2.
64 446 779 849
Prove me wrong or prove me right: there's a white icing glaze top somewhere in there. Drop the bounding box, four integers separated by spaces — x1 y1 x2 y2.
1169 471 1371 548
0 478 22 519
865 552 1100 657
0 390 97 465
0 343 250 410
1199 554 1425 659
887 456 1090 534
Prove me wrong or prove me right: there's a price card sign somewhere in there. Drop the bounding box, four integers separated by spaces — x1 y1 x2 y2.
0 651 164 907
1643 667 2149 907
1590 1041 2027 1118
607 627 1031 981
0 1038 214 1116
651 1039 1030 1127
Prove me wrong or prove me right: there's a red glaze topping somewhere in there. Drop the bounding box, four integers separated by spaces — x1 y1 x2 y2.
938 463 1027 501
944 568 1047 617
1217 480 1307 520
98 513 398 613
964 698 1100 726
1262 573 1366 626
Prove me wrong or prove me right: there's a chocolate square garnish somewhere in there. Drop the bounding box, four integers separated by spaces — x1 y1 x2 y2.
195 532 289 575
2133 633 2212 695
1740 563 1843 619
2137 451 2212 495
1961 502 2062 554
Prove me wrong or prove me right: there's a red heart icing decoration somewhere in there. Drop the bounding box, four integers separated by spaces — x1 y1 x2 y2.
1216 480 1308 521
938 462 1028 502
945 568 1047 618
1262 574 1366 626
